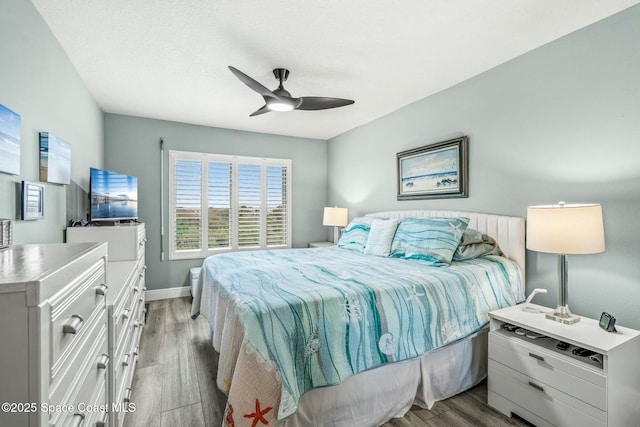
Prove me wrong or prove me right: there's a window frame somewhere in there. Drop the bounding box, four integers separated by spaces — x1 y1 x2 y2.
169 150 292 260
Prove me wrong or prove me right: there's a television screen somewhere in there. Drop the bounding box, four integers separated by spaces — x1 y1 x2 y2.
90 167 138 221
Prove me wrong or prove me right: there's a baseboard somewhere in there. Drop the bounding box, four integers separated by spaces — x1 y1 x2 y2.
145 286 191 301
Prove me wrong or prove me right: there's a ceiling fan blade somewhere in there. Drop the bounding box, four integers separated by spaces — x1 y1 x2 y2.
249 105 271 117
229 66 278 100
296 97 355 111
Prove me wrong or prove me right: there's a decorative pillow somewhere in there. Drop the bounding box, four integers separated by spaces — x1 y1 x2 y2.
364 218 399 256
337 216 376 253
390 217 469 265
453 229 503 261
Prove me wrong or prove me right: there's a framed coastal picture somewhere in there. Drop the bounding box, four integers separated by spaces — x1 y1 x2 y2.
39 132 71 185
397 136 468 200
0 104 21 175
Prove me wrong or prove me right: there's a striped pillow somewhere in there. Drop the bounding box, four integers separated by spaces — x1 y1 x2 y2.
390 217 469 265
337 216 376 253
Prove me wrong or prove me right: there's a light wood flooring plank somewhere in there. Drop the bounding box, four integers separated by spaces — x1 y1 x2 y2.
192 338 226 427
136 300 166 369
166 297 191 325
123 365 163 427
160 403 206 427
161 322 201 412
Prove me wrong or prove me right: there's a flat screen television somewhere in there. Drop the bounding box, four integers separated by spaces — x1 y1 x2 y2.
90 167 138 222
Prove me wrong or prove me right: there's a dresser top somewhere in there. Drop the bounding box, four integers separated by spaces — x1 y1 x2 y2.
0 243 106 290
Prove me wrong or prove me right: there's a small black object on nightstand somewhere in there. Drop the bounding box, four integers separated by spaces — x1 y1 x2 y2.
556 341 570 351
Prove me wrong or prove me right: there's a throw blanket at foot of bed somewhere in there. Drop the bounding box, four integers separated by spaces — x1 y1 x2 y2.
192 247 523 424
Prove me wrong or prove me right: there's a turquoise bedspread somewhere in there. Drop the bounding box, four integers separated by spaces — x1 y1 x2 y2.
196 246 523 419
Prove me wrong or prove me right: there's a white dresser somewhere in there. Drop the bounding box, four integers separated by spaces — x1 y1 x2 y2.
67 224 146 427
0 243 109 427
488 303 640 427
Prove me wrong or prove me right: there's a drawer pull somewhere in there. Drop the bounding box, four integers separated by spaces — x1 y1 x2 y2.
529 352 545 362
96 411 108 427
528 381 545 393
69 413 85 427
133 346 140 356
139 273 144 278
122 309 130 320
97 353 110 369
142 286 147 292
139 297 145 303
124 388 133 403
123 353 130 367
95 284 109 296
63 315 85 334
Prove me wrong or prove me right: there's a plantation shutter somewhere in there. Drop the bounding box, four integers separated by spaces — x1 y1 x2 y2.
173 159 202 251
208 161 232 249
267 165 288 246
169 150 291 260
237 164 261 247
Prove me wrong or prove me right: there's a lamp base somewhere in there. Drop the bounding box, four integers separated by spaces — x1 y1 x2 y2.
545 305 580 325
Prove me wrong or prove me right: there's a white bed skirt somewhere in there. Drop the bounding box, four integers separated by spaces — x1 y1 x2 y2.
282 327 488 427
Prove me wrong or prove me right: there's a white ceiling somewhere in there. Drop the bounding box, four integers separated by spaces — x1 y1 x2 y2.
32 0 639 140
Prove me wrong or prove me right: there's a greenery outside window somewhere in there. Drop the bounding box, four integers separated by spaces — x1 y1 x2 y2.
169 150 291 260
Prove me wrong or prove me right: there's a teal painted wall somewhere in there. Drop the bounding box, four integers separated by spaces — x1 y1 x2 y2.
104 114 328 290
328 6 640 328
0 0 104 244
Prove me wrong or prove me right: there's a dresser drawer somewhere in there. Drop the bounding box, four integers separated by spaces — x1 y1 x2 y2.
50 311 107 404
489 331 606 410
49 322 108 426
489 360 606 427
49 260 107 372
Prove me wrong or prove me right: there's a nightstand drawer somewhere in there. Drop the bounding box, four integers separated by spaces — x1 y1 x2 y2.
489 331 606 410
489 360 606 427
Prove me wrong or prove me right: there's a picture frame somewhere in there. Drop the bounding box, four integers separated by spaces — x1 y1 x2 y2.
0 104 21 176
21 181 45 220
397 136 468 200
39 132 71 185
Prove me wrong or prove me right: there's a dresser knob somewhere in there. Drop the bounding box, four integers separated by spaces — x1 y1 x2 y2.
528 352 545 362
122 353 130 367
123 388 133 403
95 412 108 427
95 284 108 296
69 413 85 427
97 353 110 369
528 381 545 393
122 309 130 320
63 315 84 334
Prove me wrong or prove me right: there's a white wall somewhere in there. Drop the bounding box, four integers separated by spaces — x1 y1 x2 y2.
328 6 640 328
0 0 104 244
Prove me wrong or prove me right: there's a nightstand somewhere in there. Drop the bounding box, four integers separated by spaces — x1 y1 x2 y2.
488 303 640 427
308 241 334 248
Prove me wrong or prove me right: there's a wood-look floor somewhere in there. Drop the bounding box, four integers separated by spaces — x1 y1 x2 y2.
124 297 530 427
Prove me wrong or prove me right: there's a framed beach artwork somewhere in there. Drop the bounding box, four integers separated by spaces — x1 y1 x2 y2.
397 136 468 200
39 132 71 185
0 104 21 175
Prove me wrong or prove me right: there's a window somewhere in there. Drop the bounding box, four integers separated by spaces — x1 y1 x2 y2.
169 150 291 260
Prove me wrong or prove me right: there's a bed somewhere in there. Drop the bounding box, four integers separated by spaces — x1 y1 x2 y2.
191 210 525 427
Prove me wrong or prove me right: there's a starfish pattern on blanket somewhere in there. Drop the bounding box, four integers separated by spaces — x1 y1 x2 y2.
243 399 273 427
449 222 463 239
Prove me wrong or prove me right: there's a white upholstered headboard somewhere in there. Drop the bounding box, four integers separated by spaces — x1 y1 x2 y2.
366 210 526 283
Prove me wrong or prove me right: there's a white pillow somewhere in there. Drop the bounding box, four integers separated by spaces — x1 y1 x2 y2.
364 219 399 256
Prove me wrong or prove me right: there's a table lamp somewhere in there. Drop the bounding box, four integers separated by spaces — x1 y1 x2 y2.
526 202 605 324
323 206 348 244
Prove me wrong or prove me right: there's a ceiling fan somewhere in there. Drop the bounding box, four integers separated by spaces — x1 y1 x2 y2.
229 66 355 117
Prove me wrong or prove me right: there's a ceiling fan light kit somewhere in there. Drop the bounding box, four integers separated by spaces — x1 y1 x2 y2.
229 66 354 116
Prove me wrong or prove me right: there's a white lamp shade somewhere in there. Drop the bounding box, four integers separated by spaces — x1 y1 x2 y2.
323 207 348 227
526 203 605 254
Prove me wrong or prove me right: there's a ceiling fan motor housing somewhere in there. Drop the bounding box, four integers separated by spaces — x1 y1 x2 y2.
273 68 289 82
